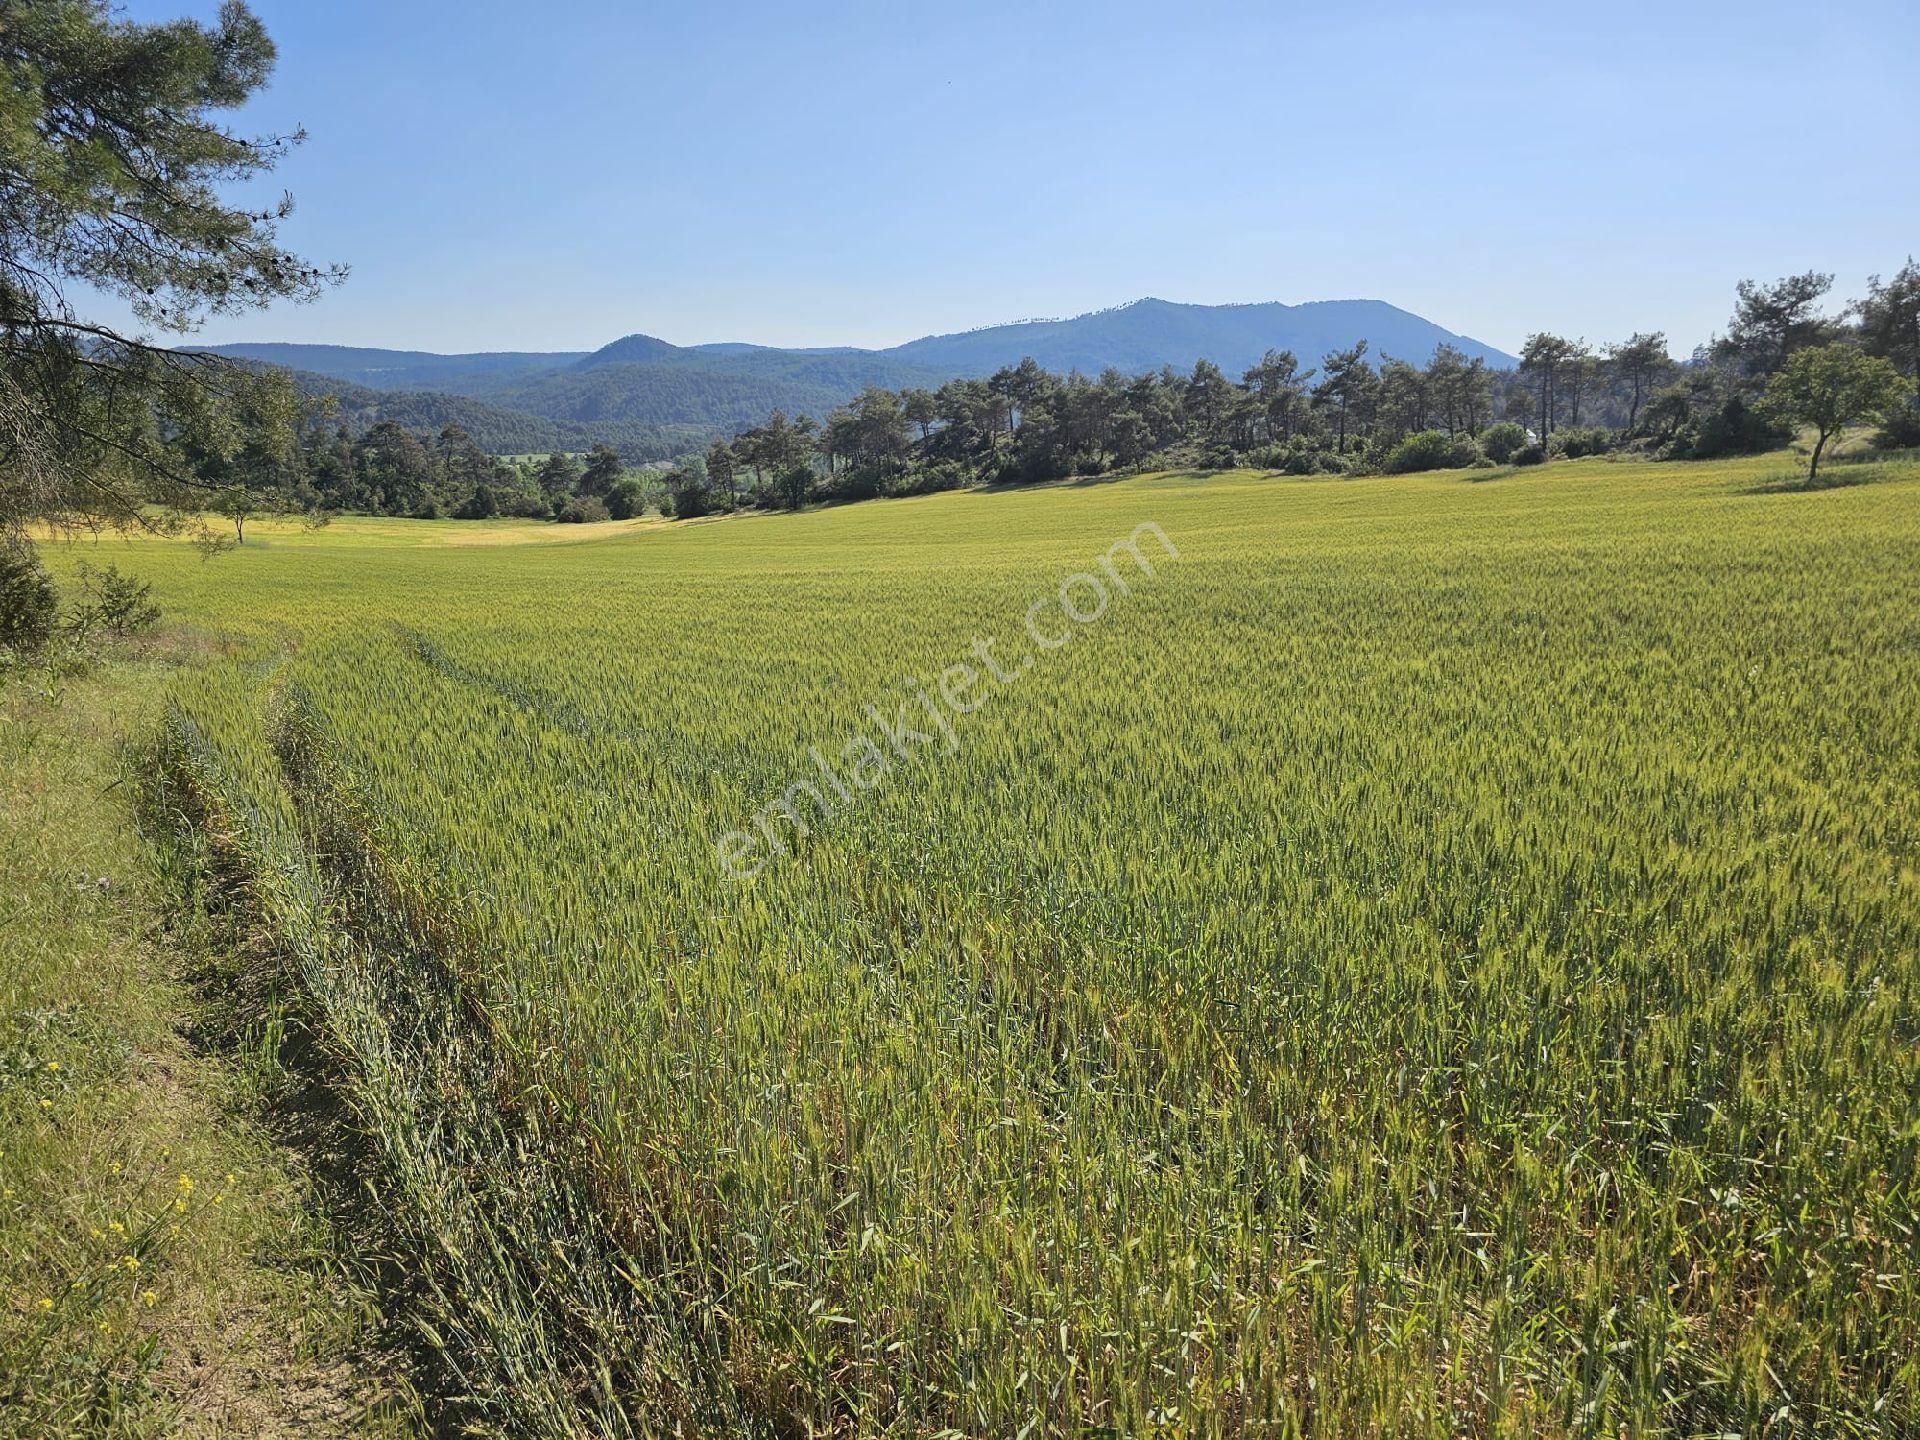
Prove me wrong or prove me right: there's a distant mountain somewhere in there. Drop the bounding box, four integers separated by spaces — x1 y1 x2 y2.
877 297 1515 374
577 334 682 368
481 343 953 432
198 296 1516 455
189 343 585 393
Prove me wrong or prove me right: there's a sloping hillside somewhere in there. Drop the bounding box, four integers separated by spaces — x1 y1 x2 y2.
275 368 707 458
191 343 585 393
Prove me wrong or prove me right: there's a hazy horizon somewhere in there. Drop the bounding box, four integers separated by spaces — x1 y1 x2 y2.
191 293 1524 360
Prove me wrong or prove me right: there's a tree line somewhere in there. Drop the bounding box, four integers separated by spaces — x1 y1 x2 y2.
217 420 674 534
210 261 1920 529
640 264 1917 516
3 0 1916 594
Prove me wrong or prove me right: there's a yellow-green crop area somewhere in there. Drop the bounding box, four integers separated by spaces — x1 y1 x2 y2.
64 454 1920 1436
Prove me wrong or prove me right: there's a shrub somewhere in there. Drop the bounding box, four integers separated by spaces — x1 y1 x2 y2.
455 484 500 520
1256 441 1344 476
0 549 58 653
606 477 647 520
1552 426 1614 459
502 490 554 519
1384 430 1481 474
1872 405 1920 451
0 546 60 653
835 466 897 502
665 469 713 518
1686 395 1786 459
1512 442 1547 467
773 463 814 511
901 461 972 496
555 496 611 524
1479 422 1529 464
69 563 160 637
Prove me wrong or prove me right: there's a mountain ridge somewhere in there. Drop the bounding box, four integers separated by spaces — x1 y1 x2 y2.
197 296 1517 455
202 295 1516 379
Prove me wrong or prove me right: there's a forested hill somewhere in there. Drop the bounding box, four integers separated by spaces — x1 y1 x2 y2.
197 296 1516 456
188 343 588 393
481 349 956 433
269 366 710 459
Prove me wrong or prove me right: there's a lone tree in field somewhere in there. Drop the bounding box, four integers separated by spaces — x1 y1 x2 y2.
0 0 340 558
1761 345 1910 487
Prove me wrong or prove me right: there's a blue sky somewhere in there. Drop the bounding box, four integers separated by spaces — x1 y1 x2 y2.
102 0 1919 357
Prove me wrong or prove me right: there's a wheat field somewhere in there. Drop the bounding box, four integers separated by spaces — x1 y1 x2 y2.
71 453 1920 1436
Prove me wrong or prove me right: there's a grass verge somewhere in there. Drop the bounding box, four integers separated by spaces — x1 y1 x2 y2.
0 644 417 1438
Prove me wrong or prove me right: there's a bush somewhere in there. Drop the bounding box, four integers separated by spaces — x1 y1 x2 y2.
1479 422 1529 464
1551 426 1614 459
0 546 59 653
606 477 647 520
502 490 554 519
900 461 973 496
69 563 159 637
1253 441 1345 476
1872 405 1920 450
1686 395 1785 460
834 465 897 502
1512 442 1547 467
665 469 713 518
1384 430 1481 474
773 463 814 511
555 496 611 524
455 483 500 520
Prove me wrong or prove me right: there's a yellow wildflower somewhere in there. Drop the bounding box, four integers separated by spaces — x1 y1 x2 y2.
36 1298 53 1311
141 1289 157 1308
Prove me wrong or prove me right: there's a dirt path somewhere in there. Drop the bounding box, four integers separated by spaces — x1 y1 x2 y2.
0 651 417 1438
